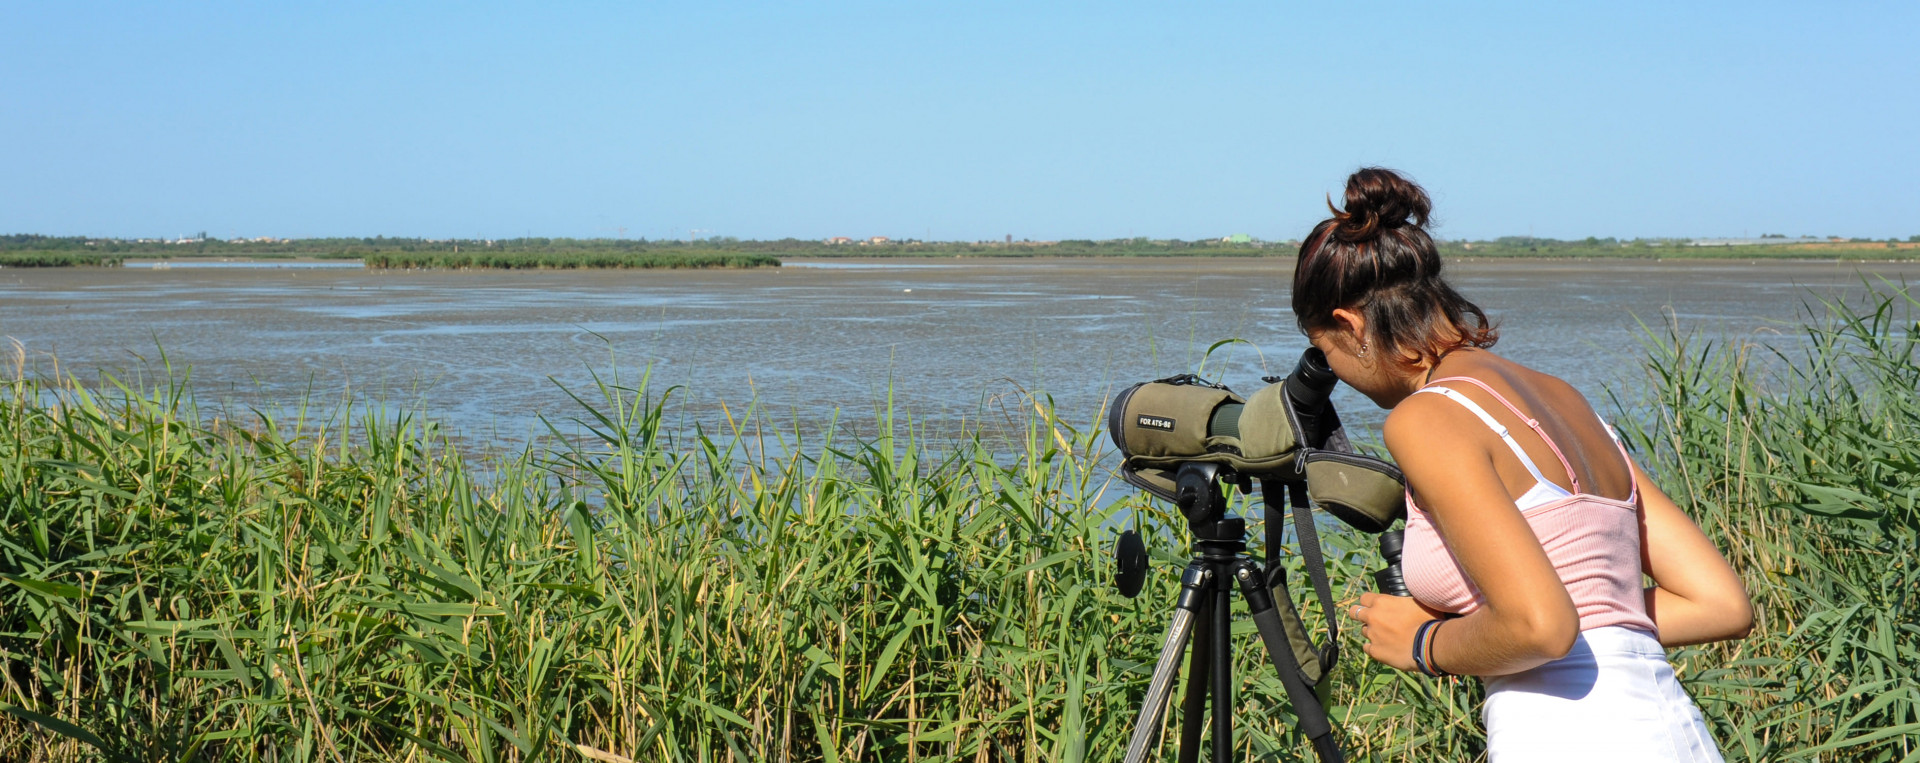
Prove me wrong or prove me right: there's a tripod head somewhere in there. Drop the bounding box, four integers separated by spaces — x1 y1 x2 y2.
1172 462 1247 551
1115 463 1250 598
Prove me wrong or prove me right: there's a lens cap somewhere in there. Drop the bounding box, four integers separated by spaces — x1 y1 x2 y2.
1114 529 1148 598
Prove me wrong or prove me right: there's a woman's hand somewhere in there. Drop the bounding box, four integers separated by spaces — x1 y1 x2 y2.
1346 592 1443 672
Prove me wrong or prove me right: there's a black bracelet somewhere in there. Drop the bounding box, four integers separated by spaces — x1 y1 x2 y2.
1411 620 1438 676
1425 619 1452 677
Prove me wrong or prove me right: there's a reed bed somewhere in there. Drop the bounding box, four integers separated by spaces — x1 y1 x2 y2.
2 286 1915 762
0 252 124 267
1604 283 1920 761
358 252 780 270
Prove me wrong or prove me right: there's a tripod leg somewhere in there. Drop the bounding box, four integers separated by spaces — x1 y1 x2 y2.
1210 581 1234 763
1123 564 1211 763
1231 561 1346 763
1175 591 1212 763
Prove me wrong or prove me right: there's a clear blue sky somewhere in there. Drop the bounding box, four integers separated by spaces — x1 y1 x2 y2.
3 1 1915 242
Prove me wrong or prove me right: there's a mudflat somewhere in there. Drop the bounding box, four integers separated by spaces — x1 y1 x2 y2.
4 257 1914 437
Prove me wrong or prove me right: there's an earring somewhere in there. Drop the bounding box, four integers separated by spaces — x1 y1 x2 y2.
1357 342 1371 359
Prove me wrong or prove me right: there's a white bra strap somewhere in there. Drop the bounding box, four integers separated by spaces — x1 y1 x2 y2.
1599 420 1639 502
1415 386 1557 489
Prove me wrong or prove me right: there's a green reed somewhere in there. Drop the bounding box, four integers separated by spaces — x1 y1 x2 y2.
2 285 1915 762
358 252 779 270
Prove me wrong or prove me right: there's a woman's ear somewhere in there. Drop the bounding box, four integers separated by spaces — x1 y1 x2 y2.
1329 307 1368 348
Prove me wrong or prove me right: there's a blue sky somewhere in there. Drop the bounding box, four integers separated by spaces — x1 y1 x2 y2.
3 2 1915 242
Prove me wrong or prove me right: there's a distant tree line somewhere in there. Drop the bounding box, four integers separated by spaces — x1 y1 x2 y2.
4 233 1914 261
0 251 124 267
1439 235 1920 257
0 233 1289 258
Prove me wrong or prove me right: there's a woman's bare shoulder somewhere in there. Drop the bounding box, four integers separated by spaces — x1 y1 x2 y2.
1383 389 1485 456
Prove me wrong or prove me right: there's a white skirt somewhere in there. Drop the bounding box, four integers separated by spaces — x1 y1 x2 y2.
1483 626 1723 762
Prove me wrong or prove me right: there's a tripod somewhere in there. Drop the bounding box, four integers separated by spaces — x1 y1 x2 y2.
1122 464 1345 763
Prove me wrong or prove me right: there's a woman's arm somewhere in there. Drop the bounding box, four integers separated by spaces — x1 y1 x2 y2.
1633 460 1754 646
1352 397 1580 677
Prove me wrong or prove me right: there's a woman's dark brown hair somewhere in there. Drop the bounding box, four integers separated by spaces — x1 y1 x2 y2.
1293 167 1497 368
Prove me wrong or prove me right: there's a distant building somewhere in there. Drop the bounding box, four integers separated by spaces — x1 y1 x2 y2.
1223 233 1253 244
869 236 890 245
825 237 852 245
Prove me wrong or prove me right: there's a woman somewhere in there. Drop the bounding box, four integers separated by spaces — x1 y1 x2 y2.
1305 168 1753 761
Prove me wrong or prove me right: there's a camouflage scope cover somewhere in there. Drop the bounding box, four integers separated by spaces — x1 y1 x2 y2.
1109 374 1406 533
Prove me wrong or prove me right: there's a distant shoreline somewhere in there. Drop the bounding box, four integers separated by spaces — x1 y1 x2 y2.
9 232 1920 266
6 240 1919 268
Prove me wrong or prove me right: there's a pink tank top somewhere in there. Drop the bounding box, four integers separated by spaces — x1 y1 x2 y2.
1401 376 1657 635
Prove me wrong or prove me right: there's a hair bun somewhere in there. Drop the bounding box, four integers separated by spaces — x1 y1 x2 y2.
1329 167 1431 242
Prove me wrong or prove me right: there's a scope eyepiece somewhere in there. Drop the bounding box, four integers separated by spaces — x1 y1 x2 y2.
1283 347 1342 450
1289 347 1339 399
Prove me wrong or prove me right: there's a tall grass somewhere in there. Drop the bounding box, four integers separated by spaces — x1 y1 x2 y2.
0 252 124 267
2 285 1915 761
359 252 780 270
1608 282 1920 760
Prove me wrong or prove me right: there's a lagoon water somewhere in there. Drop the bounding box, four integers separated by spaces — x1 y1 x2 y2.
3 258 1914 444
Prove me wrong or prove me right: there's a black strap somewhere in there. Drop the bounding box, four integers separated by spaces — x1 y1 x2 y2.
1290 481 1341 672
1233 558 1347 763
1264 479 1341 680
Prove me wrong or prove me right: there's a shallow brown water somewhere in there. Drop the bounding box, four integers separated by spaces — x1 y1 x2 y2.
3 257 1914 441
